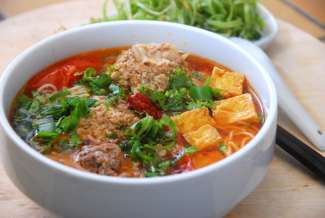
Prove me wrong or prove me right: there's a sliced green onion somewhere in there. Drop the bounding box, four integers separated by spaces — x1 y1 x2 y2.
49 91 71 102
191 72 205 80
109 132 118 139
218 142 227 153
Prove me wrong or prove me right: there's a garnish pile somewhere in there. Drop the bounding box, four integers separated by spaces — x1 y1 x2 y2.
91 0 265 40
12 65 223 177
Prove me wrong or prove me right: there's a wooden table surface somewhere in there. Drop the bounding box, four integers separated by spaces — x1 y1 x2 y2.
1 1 325 217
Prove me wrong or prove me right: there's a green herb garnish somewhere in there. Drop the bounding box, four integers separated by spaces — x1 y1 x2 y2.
168 68 194 90
218 142 227 153
31 91 45 104
171 146 198 165
191 72 205 80
106 64 119 74
93 0 264 40
245 123 251 128
211 88 224 99
79 68 113 95
189 85 213 101
186 100 217 110
106 84 127 110
49 91 71 102
58 139 69 148
121 114 183 177
109 132 119 139
69 131 82 146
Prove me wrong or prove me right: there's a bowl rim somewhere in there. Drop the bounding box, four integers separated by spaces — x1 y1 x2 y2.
0 20 277 185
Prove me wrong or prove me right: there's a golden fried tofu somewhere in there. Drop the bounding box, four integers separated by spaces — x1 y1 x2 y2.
212 93 259 125
184 124 221 151
210 66 246 99
172 108 216 134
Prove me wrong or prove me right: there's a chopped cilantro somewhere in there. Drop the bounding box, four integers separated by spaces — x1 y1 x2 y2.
189 85 213 101
74 68 96 77
73 72 83 76
205 77 212 85
139 84 157 103
211 88 224 99
17 94 32 110
106 84 126 110
116 124 125 130
109 132 118 139
144 160 171 177
69 131 82 146
58 139 69 148
245 123 252 128
168 68 194 90
37 116 55 132
31 91 45 104
27 99 42 114
93 102 105 107
63 99 88 133
121 114 178 176
106 64 119 74
49 91 71 102
186 100 216 110
218 142 227 153
36 131 59 144
79 69 112 95
191 72 205 80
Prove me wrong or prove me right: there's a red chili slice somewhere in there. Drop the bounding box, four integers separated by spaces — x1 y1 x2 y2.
127 93 163 119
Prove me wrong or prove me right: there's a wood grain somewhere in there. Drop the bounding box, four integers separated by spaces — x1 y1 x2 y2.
1 1 325 217
261 0 325 39
286 0 325 25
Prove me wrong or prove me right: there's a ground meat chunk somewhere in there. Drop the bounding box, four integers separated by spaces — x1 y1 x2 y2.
111 43 190 93
76 98 139 142
78 142 122 176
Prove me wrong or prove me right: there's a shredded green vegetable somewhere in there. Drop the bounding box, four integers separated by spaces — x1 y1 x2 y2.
120 113 183 176
91 0 264 40
12 90 95 150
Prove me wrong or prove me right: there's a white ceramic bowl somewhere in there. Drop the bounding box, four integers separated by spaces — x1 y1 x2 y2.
0 21 277 218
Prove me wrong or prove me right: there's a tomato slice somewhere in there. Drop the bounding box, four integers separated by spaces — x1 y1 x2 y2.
64 56 104 87
180 156 196 173
24 56 103 96
168 155 196 175
24 68 66 96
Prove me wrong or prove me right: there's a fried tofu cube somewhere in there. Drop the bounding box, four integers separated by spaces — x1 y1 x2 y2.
210 66 246 99
172 108 216 134
184 124 221 151
212 93 259 125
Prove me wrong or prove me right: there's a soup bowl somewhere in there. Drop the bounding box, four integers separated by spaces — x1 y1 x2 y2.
0 21 277 218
